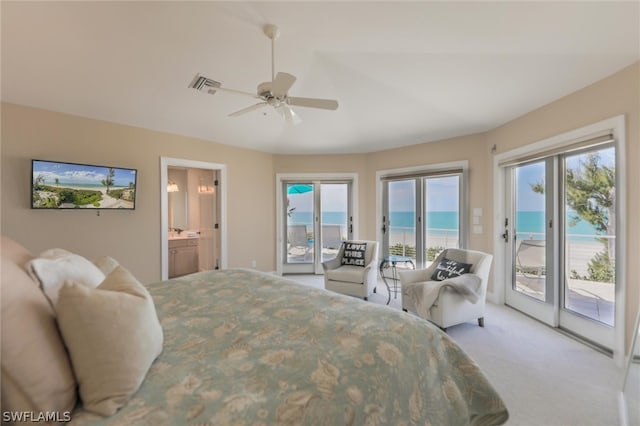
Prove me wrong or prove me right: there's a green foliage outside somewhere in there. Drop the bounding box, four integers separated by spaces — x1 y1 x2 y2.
571 251 615 283
388 244 445 261
531 153 616 283
101 168 115 194
109 188 135 201
426 246 445 261
32 185 102 208
389 243 415 258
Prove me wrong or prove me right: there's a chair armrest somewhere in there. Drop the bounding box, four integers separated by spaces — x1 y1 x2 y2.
398 268 433 284
322 257 342 272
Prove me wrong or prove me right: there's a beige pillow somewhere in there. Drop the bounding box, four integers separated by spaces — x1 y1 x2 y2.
93 255 120 276
56 266 163 416
1 235 34 266
0 256 77 418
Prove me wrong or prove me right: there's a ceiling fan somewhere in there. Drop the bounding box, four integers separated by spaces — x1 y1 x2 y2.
189 24 338 125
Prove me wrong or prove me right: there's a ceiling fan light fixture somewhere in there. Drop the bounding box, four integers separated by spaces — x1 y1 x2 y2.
189 23 338 123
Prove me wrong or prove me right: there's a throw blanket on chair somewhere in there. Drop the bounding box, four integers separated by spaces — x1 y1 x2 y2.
406 274 482 319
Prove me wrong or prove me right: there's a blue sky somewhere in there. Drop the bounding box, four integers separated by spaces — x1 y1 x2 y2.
516 147 615 212
388 176 459 212
33 160 136 187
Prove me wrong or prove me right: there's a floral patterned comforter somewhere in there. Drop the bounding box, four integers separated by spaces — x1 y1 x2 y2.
70 269 508 425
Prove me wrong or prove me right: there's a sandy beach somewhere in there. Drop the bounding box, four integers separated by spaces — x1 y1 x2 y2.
389 231 607 277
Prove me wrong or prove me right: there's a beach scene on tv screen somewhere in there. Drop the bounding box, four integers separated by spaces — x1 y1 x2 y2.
32 160 136 209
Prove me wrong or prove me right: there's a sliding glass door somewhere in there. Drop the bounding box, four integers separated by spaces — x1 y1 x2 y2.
283 181 352 274
504 144 617 348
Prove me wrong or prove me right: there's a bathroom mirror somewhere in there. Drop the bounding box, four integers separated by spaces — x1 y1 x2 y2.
620 308 640 425
168 168 188 231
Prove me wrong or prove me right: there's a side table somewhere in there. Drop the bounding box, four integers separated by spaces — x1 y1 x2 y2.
379 255 415 305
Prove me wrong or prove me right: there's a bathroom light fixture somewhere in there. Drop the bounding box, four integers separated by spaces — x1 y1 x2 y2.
198 178 214 194
167 181 179 192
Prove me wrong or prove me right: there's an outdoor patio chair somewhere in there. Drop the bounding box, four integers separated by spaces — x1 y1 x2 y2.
321 224 344 250
516 239 546 278
287 224 310 259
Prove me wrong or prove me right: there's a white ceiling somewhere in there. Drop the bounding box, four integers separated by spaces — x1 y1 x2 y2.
2 1 639 155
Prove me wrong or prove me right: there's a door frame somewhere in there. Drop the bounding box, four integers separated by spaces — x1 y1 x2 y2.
492 115 626 366
160 157 227 280
376 161 469 264
276 172 358 276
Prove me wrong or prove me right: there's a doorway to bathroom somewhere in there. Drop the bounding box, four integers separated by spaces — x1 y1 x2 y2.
160 157 226 280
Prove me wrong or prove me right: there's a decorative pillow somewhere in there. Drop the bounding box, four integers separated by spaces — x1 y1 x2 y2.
1 255 77 418
56 266 164 416
26 248 105 306
340 242 367 267
431 258 473 281
93 255 120 276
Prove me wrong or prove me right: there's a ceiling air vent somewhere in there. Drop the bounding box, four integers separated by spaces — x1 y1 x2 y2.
189 74 221 95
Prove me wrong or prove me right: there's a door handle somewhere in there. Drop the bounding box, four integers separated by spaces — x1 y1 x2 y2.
501 229 509 243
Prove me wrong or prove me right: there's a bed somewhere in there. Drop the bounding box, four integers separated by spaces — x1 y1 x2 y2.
1 237 508 425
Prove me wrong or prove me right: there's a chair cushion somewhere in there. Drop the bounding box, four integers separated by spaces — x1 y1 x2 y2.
340 242 367 267
327 265 367 284
431 257 472 281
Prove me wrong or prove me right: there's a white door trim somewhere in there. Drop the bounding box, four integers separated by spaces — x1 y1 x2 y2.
276 172 359 276
492 115 626 366
160 157 227 280
375 161 469 261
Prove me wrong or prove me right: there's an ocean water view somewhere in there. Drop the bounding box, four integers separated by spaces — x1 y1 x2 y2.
289 210 602 241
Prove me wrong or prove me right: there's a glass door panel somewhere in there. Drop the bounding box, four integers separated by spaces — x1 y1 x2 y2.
504 142 617 348
386 180 417 263
562 147 615 327
513 161 548 302
320 183 349 263
424 176 459 267
285 183 314 267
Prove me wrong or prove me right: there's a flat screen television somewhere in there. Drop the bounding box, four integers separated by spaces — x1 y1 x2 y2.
31 159 137 210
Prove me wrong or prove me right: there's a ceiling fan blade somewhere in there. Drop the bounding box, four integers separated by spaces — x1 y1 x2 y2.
271 72 296 98
229 102 268 117
275 104 302 126
287 97 339 110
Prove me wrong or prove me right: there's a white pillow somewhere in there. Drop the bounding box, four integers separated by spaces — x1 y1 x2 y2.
26 248 105 306
56 266 164 416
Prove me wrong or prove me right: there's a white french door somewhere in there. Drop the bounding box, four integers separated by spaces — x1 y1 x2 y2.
281 180 353 274
381 172 465 269
503 141 619 350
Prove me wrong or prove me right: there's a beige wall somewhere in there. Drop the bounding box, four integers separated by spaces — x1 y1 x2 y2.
272 154 368 234
1 103 275 284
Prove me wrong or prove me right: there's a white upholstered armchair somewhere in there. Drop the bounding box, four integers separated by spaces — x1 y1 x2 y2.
399 248 493 331
322 240 379 301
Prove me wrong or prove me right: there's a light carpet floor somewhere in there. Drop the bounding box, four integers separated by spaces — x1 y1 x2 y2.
286 274 623 426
